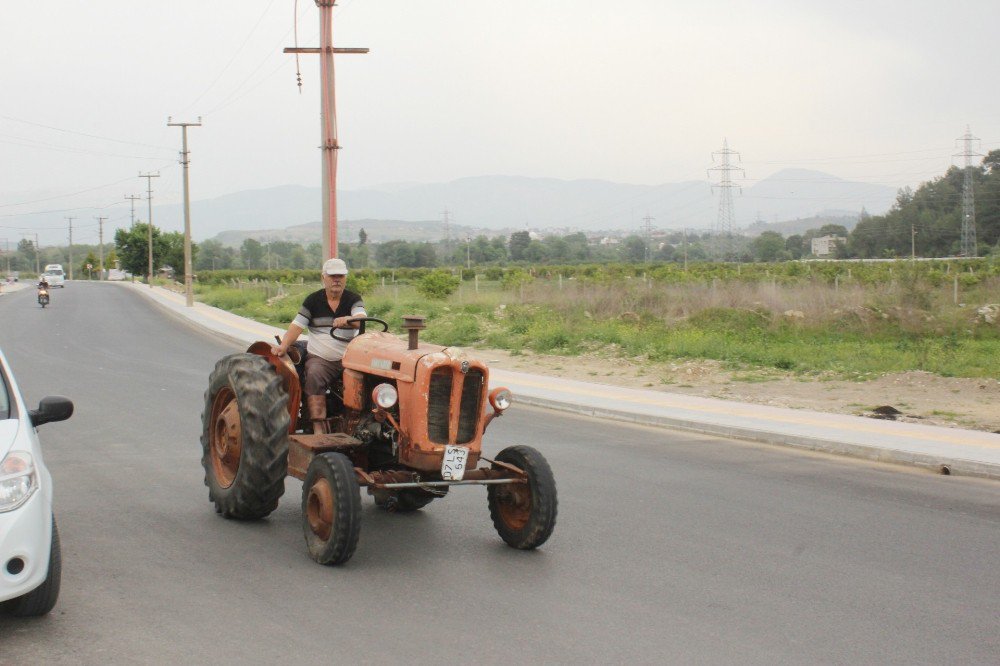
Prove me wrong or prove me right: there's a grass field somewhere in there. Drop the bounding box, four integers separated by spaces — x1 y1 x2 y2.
193 266 1000 380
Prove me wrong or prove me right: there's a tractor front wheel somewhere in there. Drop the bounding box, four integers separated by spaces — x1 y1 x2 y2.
201 353 289 519
302 452 362 565
487 445 557 549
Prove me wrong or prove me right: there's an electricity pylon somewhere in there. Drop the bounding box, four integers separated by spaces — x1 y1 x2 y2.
708 138 744 261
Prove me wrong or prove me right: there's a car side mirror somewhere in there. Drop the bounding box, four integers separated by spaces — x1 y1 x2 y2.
29 396 74 427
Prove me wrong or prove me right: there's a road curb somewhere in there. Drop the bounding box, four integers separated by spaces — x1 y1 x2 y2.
514 395 1000 481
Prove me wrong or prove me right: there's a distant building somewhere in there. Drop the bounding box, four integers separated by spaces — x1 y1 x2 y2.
811 235 844 257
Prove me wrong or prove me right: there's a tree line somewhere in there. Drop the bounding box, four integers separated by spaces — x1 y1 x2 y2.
8 152 997 279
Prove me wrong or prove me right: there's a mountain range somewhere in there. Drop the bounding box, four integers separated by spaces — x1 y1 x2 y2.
151 169 899 245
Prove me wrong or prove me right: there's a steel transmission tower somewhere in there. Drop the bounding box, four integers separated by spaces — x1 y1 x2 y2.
708 138 744 260
955 126 982 257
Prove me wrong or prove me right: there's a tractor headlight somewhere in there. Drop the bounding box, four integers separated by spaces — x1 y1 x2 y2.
489 387 513 412
372 383 398 409
0 451 38 513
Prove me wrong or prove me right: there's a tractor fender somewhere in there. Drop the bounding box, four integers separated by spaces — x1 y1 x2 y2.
247 341 302 433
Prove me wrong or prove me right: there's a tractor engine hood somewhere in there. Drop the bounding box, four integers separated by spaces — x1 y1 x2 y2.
342 332 480 383
342 332 444 381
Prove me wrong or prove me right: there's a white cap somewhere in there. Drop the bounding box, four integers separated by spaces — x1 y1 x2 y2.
322 258 348 275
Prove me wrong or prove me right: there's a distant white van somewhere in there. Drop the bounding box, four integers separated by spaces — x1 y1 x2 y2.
41 265 66 288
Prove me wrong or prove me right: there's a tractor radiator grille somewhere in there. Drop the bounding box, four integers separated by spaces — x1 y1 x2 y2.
427 367 484 444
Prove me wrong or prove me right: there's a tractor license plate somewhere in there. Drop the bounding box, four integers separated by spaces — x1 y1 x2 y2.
441 446 470 481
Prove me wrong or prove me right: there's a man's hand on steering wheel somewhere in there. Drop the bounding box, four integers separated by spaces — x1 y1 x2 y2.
331 316 389 342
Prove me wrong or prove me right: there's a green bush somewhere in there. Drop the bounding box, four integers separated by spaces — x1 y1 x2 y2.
501 269 533 290
415 271 461 300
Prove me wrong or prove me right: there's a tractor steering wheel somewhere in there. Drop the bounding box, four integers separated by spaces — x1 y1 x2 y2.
331 316 389 342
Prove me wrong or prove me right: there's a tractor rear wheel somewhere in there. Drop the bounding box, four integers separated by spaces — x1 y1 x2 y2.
201 353 289 519
487 446 557 549
302 452 362 565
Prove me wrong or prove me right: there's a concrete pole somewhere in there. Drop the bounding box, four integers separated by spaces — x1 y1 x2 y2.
66 217 75 280
168 117 201 307
140 172 160 287
95 217 106 280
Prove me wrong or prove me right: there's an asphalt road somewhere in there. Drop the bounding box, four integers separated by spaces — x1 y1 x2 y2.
1 282 998 665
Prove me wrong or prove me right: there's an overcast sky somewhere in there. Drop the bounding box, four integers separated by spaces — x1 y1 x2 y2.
2 0 998 245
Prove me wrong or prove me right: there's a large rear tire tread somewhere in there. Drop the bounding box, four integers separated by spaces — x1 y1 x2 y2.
7 516 62 617
302 452 362 565
488 445 557 550
201 353 290 520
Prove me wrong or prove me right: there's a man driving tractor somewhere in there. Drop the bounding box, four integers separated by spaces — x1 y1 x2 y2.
271 258 366 433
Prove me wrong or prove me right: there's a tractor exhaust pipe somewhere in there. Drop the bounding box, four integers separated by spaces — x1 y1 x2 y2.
402 315 427 350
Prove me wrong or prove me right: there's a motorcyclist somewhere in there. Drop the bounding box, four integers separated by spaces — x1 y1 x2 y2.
37 277 50 306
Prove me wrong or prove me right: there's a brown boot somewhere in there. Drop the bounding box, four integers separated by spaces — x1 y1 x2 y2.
307 395 329 434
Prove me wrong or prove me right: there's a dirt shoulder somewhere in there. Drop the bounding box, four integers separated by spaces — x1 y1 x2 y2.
474 347 1000 433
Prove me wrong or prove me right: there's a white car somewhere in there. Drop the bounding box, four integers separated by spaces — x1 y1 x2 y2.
40 270 65 288
0 347 73 616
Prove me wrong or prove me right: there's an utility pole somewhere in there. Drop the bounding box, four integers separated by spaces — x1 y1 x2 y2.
139 171 160 286
168 117 202 307
66 217 75 280
954 126 982 257
683 229 688 271
125 194 142 227
466 236 471 270
25 233 40 274
708 138 744 261
442 209 451 263
911 224 917 262
95 217 107 280
285 3 368 260
642 214 655 263
1 238 9 276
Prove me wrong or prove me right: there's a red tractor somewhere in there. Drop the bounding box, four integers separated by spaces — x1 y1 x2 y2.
200 316 557 565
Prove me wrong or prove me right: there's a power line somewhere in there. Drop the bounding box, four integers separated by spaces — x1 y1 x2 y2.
182 0 280 114
0 114 175 151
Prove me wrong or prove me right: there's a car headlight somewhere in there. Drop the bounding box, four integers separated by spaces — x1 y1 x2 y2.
489 387 513 412
0 451 38 513
372 383 398 409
